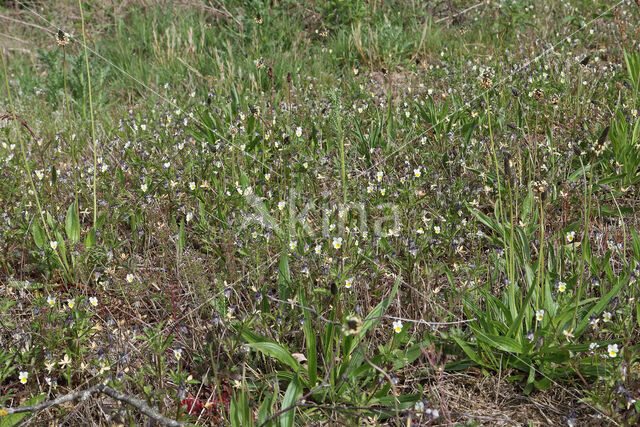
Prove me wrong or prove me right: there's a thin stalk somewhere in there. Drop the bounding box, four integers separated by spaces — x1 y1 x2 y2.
62 46 71 118
572 156 593 328
78 0 98 227
62 45 80 222
338 112 347 206
536 198 545 319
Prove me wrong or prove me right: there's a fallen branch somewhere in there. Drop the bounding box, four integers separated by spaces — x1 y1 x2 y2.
1 384 182 427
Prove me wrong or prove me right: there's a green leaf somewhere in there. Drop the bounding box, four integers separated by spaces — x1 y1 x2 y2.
279 377 302 427
374 393 421 409
65 202 80 244
450 334 487 367
257 392 274 426
54 230 68 269
31 219 45 249
230 389 253 427
246 342 302 374
476 331 523 353
0 394 46 427
299 290 317 386
84 227 96 248
278 250 291 302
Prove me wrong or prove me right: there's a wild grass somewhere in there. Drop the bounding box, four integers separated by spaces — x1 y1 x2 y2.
1 0 640 425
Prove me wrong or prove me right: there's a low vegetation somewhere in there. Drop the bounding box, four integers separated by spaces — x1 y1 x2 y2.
1 0 639 425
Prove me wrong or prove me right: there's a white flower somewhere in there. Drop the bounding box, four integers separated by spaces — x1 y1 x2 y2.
174 348 183 360
344 278 353 289
535 309 544 321
89 297 98 307
295 126 302 137
376 171 383 182
189 182 196 191
67 298 75 309
47 296 55 306
314 244 322 255
265 173 271 181
186 212 193 223
332 237 343 249
434 225 441 234
416 227 424 235
126 274 135 283
566 231 576 243
607 343 619 358
35 170 44 180
413 168 421 178
18 371 28 384
602 311 612 322
141 183 148 192
50 241 58 250
589 342 599 351
289 240 297 251
392 320 403 333
557 281 567 293
278 201 286 210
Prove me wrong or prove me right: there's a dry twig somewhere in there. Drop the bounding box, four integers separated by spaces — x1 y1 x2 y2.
1 383 182 427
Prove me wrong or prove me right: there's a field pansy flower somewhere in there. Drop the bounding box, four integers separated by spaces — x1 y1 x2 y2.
18 371 28 384
50 241 58 250
557 281 567 293
345 278 353 289
67 298 75 309
566 231 576 243
607 343 619 358
536 309 544 321
392 320 403 333
47 296 55 306
332 237 343 249
89 297 98 307
126 274 135 283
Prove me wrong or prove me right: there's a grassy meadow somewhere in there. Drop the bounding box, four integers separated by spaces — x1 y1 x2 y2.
1 0 640 425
